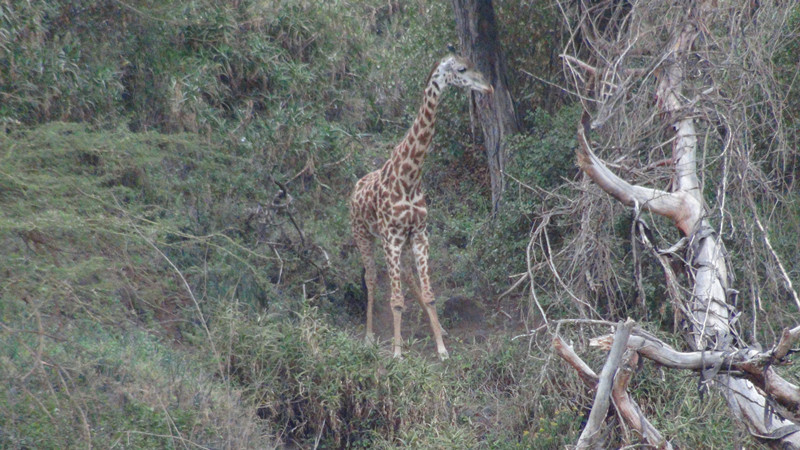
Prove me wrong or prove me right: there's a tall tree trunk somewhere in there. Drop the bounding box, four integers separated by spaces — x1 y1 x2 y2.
451 0 518 214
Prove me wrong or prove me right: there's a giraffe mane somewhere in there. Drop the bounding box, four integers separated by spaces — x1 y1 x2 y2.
425 58 443 86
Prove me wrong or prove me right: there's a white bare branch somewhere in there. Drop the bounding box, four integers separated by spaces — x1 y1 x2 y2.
576 318 634 449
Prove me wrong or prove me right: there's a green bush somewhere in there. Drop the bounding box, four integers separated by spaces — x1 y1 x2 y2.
219 303 461 448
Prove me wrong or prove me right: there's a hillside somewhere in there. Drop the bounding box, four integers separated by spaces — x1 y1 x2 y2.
2 1 799 448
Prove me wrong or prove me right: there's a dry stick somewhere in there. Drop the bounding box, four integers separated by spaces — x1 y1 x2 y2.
109 0 184 25
773 325 800 361
752 212 800 312
526 218 549 325
21 384 55 422
117 196 225 377
54 365 93 448
542 222 599 316
552 336 600 387
273 179 305 248
633 213 693 332
576 318 635 449
156 395 190 450
590 330 800 419
3 306 46 382
611 350 673 449
496 272 529 301
136 226 222 374
631 200 646 312
514 318 618 342
554 327 674 448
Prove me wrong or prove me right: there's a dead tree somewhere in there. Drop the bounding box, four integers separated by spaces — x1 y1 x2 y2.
555 0 800 447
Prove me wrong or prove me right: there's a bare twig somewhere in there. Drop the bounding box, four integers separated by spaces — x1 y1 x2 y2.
526 219 549 325
114 196 224 377
496 272 528 301
273 179 305 248
752 212 800 312
55 365 93 447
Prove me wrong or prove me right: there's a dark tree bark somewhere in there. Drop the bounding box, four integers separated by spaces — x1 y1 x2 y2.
451 0 518 214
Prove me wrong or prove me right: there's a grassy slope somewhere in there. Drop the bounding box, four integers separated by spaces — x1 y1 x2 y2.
0 123 274 447
0 123 747 449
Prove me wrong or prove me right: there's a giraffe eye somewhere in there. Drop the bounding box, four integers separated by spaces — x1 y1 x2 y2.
457 67 467 73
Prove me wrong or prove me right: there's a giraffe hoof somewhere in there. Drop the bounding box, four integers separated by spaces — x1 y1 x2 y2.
438 349 450 361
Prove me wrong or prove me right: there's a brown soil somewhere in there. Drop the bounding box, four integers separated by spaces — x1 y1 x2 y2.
365 271 530 358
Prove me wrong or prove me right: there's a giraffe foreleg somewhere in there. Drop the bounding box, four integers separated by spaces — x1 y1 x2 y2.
353 229 377 345
383 236 406 358
411 230 449 360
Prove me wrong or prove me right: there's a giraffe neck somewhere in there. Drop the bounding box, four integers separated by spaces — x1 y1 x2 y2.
386 81 442 190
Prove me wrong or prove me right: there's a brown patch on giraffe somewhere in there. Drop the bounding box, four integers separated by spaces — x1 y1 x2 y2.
392 204 410 215
418 130 431 143
413 122 419 134
400 163 413 176
423 108 433 122
408 134 416 146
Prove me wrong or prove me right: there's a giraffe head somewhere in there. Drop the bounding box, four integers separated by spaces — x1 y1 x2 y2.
428 55 493 94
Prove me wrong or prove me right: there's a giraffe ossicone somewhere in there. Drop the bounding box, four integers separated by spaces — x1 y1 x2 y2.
349 55 492 360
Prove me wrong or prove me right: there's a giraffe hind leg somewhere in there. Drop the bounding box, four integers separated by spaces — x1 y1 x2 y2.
353 228 377 345
401 260 447 336
410 231 448 360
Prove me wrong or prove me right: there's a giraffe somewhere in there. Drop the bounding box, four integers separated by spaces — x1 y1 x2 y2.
349 54 493 360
